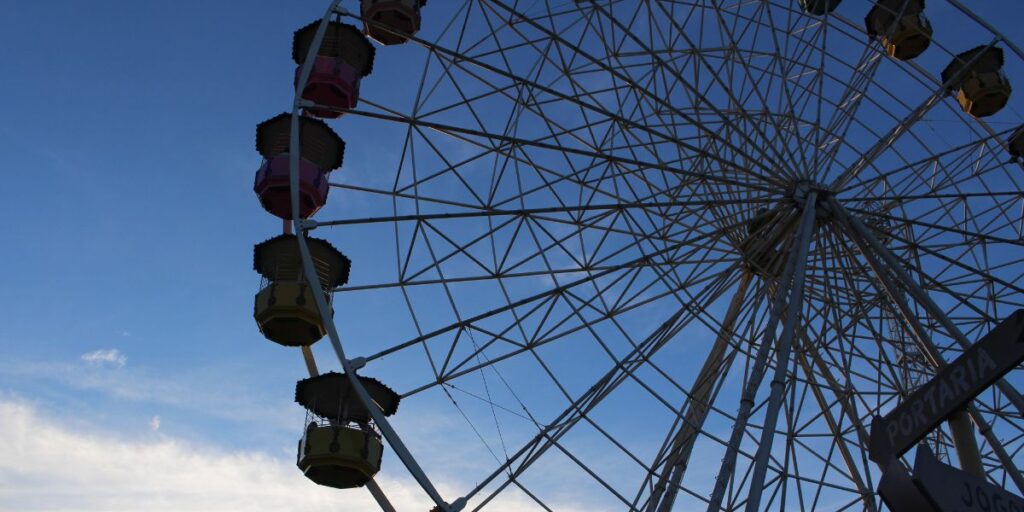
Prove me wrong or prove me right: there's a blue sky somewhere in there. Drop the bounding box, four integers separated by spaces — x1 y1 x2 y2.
3 1 1024 511
0 0 309 446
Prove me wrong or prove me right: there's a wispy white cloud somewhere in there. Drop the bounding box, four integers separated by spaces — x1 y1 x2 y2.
81 348 127 368
149 415 161 431
2 358 296 432
0 397 594 512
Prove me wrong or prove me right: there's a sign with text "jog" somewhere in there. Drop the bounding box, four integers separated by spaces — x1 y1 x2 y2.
869 309 1024 465
913 446 1024 512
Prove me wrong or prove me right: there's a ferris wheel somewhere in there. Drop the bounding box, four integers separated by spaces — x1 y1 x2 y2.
247 0 1024 510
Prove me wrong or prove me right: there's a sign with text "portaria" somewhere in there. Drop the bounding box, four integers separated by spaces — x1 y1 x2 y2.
913 446 1024 512
869 309 1024 465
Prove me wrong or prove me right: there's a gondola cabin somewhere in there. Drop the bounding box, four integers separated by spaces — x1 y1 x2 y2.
254 157 328 220
293 21 376 118
800 0 841 15
1009 125 1024 159
942 46 1012 118
295 373 401 489
298 423 384 489
253 113 345 220
361 0 427 45
253 235 350 346
865 0 932 60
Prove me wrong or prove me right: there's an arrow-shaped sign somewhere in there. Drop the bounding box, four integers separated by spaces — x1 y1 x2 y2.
913 446 1024 511
869 310 1024 464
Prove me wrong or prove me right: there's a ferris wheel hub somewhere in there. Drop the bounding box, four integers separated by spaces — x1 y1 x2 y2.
788 180 830 207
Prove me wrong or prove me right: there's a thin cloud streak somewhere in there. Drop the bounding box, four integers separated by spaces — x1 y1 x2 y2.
81 348 127 368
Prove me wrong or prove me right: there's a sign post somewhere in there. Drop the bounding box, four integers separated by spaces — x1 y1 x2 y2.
869 310 1024 465
913 446 1024 512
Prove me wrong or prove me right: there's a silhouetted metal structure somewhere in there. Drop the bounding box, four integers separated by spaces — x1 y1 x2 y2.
243 1 1024 510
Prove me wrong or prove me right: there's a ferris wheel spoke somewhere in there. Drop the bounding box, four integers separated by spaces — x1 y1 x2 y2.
750 6 834 162
440 18 674 212
755 6 818 175
792 333 878 511
831 96 947 193
400 208 700 392
850 205 1024 248
766 2 834 177
586 1 801 182
871 152 1021 227
567 7 691 179
426 246 739 393
648 1 806 180
407 30 783 191
839 127 1018 199
729 9 814 177
349 197 742 296
840 190 1024 205
366 214 743 366
655 0 891 177
859 218 1024 305
379 185 749 298
641 272 755 511
345 106 776 198
459 265 740 508
911 258 1023 329
812 50 883 180
705 195 817 512
482 0 793 187
851 173 1018 250
411 204 708 292
707 3 842 181
407 53 677 187
315 199 765 229
578 6 765 179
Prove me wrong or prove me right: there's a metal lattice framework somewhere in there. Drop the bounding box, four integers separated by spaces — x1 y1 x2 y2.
282 0 1024 510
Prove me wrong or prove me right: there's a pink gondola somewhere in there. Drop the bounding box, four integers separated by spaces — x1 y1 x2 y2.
254 113 345 219
292 22 375 118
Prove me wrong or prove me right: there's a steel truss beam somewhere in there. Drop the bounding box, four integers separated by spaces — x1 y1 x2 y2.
644 272 753 512
705 193 818 512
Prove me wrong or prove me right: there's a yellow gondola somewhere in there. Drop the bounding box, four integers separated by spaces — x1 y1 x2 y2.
294 372 400 489
942 46 1012 118
252 234 350 346
865 0 932 61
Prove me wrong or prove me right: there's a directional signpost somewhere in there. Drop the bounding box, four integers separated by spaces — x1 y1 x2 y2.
878 456 937 512
874 310 1024 511
913 446 1024 512
869 309 1024 465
